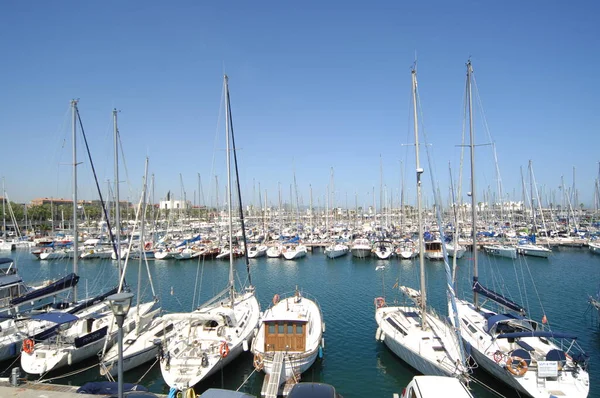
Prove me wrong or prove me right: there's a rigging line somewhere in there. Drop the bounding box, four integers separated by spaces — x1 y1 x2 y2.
236 367 257 392
75 108 121 281
209 81 227 212
466 375 509 398
117 127 134 201
36 361 100 383
471 73 505 207
226 81 251 286
135 357 159 385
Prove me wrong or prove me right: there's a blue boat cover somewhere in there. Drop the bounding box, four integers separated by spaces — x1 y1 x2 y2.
497 331 578 340
473 277 526 314
67 286 119 314
76 381 148 394
31 312 78 324
0 258 13 265
10 273 79 305
486 313 524 333
176 235 201 248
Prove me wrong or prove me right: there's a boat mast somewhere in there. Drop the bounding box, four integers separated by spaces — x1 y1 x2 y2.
411 66 427 328
113 109 122 278
71 99 79 303
2 177 5 240
224 75 235 305
466 61 479 309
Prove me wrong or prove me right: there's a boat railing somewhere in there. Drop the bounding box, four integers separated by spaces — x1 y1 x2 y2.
267 289 323 313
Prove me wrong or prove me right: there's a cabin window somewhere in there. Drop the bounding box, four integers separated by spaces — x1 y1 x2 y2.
296 324 303 334
288 325 294 334
268 324 275 334
278 324 285 334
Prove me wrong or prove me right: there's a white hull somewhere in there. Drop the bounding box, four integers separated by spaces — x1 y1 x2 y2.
282 245 307 260
351 239 371 258
160 291 260 390
425 251 444 261
375 306 466 378
589 242 600 255
483 245 517 259
101 311 171 376
446 244 466 259
324 245 349 259
154 250 175 260
261 347 319 383
21 302 155 375
517 244 551 258
252 292 323 386
451 299 589 398
266 246 282 258
248 245 268 258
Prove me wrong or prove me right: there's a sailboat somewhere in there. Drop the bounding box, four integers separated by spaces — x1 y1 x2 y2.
450 61 589 398
159 75 260 392
100 158 166 376
21 103 155 376
374 65 468 379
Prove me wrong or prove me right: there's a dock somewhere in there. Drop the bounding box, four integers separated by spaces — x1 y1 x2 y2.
260 352 298 398
0 380 167 398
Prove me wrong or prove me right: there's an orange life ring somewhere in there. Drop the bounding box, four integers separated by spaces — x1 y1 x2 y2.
219 341 230 358
506 356 528 376
273 294 280 305
374 297 386 309
253 353 264 371
22 338 34 354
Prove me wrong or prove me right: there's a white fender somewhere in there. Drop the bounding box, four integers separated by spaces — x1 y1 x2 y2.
322 322 326 333
242 339 249 352
321 338 325 348
376 327 384 341
67 351 73 366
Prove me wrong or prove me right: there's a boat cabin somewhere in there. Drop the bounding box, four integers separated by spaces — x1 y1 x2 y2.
263 319 307 352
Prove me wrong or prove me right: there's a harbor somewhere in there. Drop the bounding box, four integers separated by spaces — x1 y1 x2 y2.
0 241 598 398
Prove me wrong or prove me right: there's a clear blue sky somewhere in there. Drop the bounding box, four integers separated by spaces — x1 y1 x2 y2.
1 1 598 210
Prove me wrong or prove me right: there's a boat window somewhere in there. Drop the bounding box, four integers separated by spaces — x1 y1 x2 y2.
268 323 275 334
296 324 303 334
278 324 284 334
288 324 294 334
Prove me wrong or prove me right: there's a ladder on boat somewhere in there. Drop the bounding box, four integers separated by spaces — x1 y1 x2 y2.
262 351 285 398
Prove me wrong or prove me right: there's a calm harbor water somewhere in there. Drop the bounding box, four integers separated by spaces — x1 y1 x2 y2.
3 246 599 398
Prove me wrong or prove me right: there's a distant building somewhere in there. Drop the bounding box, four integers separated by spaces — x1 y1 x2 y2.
159 199 189 210
30 198 73 206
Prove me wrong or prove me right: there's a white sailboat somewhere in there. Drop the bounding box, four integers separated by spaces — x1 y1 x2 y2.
159 75 261 392
450 61 589 398
324 241 349 259
251 289 324 390
375 65 468 379
350 238 371 258
99 158 166 376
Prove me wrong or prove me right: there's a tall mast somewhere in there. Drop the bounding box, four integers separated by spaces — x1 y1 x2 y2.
466 61 479 309
113 109 122 277
71 99 79 303
224 75 235 304
412 66 427 328
2 177 5 240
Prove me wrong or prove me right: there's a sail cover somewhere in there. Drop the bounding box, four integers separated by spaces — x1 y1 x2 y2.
472 277 526 314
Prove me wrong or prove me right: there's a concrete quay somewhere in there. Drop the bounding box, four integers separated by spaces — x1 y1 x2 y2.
0 381 166 398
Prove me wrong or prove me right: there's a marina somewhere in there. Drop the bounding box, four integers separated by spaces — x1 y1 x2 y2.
0 241 598 398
